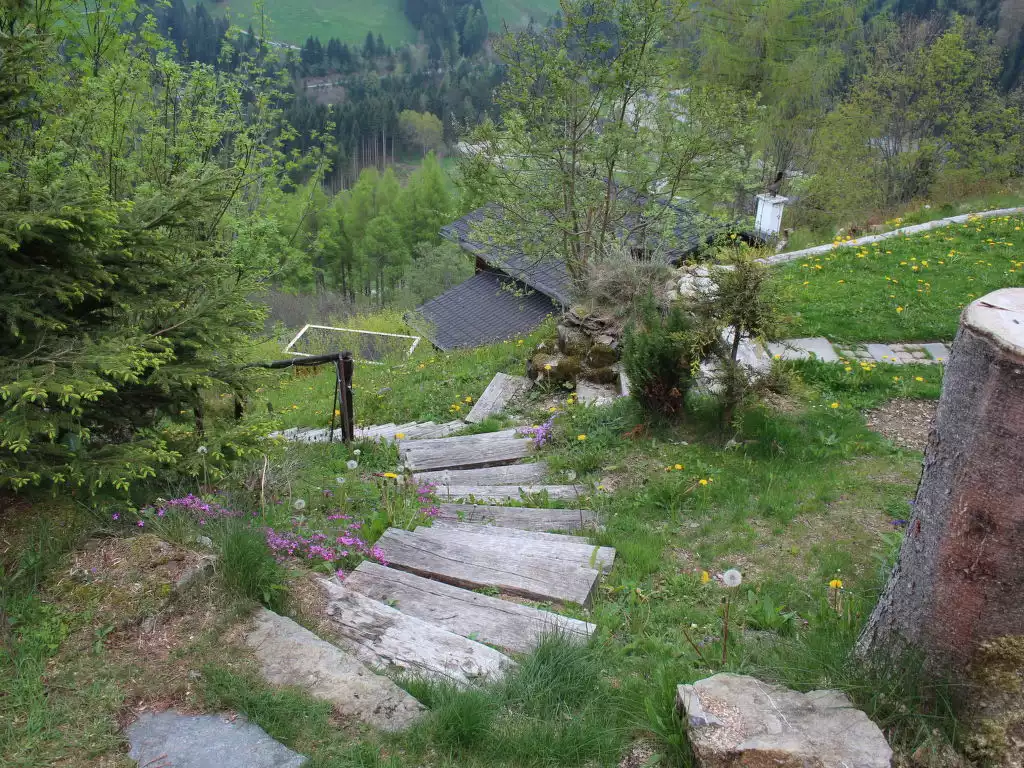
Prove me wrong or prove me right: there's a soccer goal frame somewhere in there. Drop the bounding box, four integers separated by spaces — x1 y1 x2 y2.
283 324 422 363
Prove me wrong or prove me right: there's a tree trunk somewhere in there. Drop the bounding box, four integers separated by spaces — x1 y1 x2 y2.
857 288 1024 678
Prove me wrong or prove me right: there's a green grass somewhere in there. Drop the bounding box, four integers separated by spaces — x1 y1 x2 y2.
215 0 416 47
776 212 1024 343
210 0 561 47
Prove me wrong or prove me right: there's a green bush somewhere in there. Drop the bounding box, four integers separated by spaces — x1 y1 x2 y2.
622 298 713 418
220 525 287 612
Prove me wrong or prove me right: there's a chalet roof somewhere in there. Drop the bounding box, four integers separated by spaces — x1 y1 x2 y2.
408 269 559 351
439 200 738 305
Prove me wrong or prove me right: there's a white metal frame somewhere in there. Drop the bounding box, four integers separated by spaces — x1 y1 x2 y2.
284 324 422 362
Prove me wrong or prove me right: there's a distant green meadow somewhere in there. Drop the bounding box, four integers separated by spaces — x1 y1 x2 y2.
209 0 561 47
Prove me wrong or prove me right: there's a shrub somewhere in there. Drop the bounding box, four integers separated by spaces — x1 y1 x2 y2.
220 524 287 612
622 297 714 418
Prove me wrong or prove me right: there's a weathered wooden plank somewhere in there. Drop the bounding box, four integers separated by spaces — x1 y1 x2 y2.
398 429 521 456
344 562 594 654
410 525 615 574
436 504 600 532
433 484 584 503
415 462 548 486
465 373 532 424
401 438 533 472
430 520 592 545
316 579 513 686
375 528 599 606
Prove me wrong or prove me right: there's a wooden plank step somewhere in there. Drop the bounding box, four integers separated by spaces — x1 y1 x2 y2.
316 579 513 686
400 438 533 472
410 525 615 573
415 462 548 486
434 485 584 503
375 528 599 606
436 503 600 532
465 373 532 424
398 429 521 455
430 520 592 545
344 562 594 654
409 421 465 440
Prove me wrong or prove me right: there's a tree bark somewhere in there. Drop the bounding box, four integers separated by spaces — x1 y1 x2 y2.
857 288 1024 678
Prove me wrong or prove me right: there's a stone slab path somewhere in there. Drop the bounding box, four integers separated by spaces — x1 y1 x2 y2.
128 711 306 768
766 337 951 365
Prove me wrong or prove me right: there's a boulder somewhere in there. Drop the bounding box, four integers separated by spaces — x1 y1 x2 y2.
530 353 580 385
676 673 892 768
556 323 590 357
580 365 619 386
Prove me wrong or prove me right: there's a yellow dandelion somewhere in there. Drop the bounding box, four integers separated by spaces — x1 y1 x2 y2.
674 463 683 471
577 434 587 442
464 396 473 403
829 579 843 589
544 363 552 371
700 571 711 584
383 472 398 479
914 376 924 382
830 402 839 409
699 478 708 486
896 306 904 313
395 432 405 440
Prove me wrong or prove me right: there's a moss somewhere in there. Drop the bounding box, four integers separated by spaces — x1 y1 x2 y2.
964 635 1024 765
585 343 618 369
580 365 618 385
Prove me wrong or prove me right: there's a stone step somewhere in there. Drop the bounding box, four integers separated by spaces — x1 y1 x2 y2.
433 484 584 504
315 578 513 686
375 528 600 606
465 373 532 423
414 462 549 486
412 524 615 573
435 503 600 532
344 561 595 654
244 608 424 731
767 337 839 362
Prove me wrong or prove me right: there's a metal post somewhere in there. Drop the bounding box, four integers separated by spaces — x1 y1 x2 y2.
342 351 355 442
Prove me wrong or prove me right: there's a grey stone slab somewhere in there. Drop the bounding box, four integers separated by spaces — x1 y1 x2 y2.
767 337 838 362
127 711 306 768
866 343 898 363
244 609 424 731
576 381 618 407
677 674 892 768
922 342 952 362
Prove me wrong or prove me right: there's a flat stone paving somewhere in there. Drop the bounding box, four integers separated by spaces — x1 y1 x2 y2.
127 711 306 768
779 339 952 365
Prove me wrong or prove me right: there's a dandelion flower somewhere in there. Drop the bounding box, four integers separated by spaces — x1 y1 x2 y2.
383 472 399 479
699 478 708 486
721 569 742 588
394 433 405 440
544 364 552 371
830 402 839 409
896 306 904 313
674 463 683 471
577 434 587 441
464 396 473 404
346 459 358 470
700 571 710 584
829 578 844 589
335 476 346 485
293 498 306 511
914 376 924 382
197 445 208 455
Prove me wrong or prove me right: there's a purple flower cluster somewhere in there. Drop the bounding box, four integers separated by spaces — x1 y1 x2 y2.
127 494 250 526
417 482 440 518
265 514 388 571
517 413 560 448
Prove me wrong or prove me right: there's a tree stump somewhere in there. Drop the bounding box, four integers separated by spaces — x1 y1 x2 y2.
858 288 1024 677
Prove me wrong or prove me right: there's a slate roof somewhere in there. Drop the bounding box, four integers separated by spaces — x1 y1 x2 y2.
440 201 739 305
409 270 559 351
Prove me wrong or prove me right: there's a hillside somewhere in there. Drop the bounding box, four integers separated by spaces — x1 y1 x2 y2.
210 0 560 46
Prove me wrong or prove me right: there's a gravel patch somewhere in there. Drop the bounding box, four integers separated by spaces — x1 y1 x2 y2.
864 399 937 451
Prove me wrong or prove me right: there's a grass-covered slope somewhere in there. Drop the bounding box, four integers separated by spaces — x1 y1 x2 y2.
777 213 1024 343
213 0 561 46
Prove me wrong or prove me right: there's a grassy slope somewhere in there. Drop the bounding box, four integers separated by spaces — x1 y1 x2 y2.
3 319 958 765
210 0 561 47
777 212 1024 343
